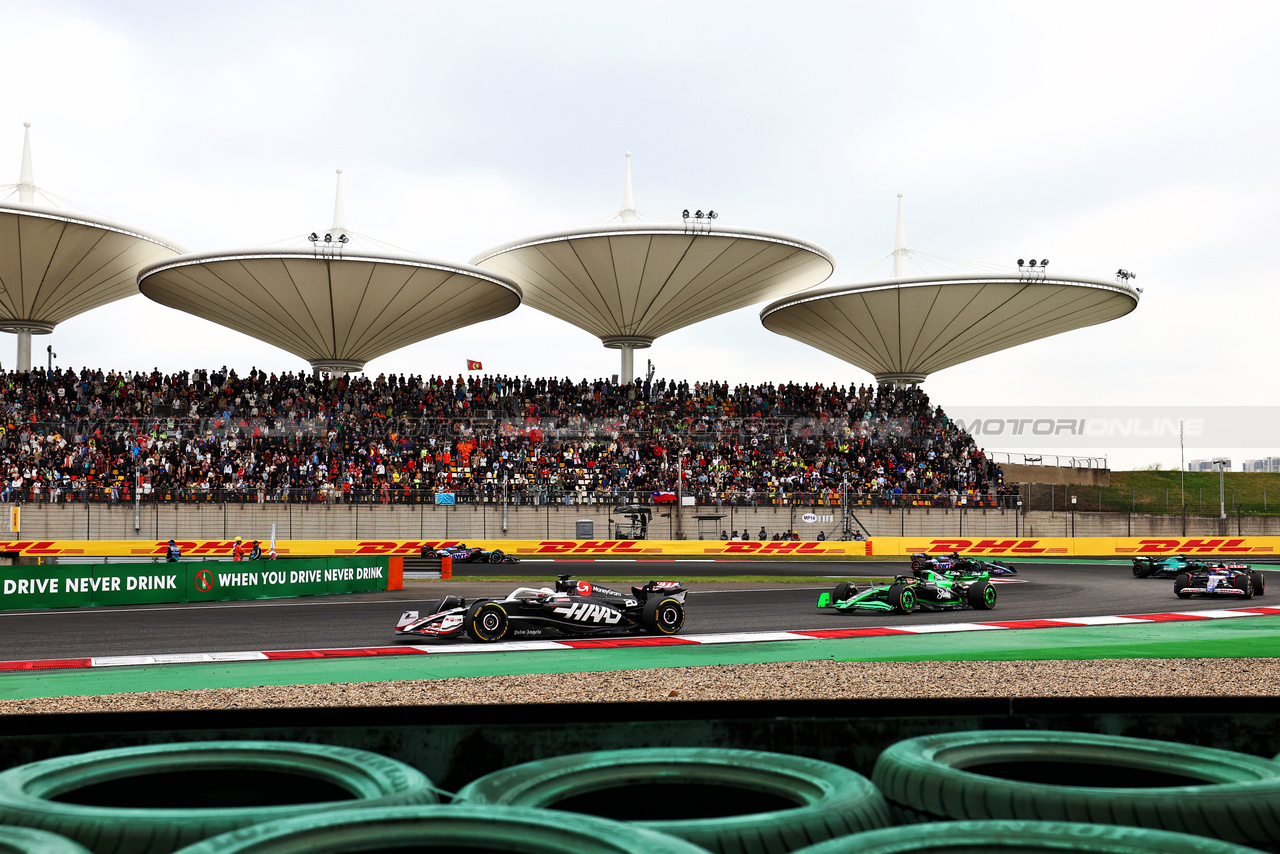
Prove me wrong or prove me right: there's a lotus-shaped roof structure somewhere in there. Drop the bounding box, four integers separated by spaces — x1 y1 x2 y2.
0 123 182 370
139 170 521 373
473 153 835 381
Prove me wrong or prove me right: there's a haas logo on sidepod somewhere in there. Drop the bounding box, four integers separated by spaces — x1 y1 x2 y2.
553 602 621 624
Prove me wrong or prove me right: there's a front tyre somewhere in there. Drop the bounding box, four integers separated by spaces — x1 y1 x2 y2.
465 602 510 642
968 580 997 610
1174 573 1192 599
488 550 506 564
642 596 685 635
1252 571 1266 596
889 583 916 614
1233 574 1254 600
834 582 853 602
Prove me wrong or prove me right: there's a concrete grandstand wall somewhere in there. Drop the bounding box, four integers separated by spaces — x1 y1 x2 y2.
4 502 1278 541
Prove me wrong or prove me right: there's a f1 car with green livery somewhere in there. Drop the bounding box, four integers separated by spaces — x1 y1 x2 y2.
817 565 998 614
1131 554 1198 578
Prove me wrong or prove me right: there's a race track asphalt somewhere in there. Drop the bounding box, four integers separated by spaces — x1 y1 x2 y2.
1 561 1269 662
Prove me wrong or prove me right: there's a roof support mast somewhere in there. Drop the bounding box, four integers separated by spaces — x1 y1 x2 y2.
17 122 35 204
891 193 907 279
11 123 49 371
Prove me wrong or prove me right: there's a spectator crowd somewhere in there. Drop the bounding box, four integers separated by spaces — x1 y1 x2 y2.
0 366 1012 508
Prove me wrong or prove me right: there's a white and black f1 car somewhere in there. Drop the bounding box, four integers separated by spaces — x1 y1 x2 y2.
1174 563 1266 600
395 575 688 642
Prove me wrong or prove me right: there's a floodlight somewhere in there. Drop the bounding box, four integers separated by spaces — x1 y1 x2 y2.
324 233 332 243
708 211 718 219
308 233 319 243
1029 259 1037 267
695 210 703 218
682 209 690 218
1017 259 1025 266
1042 259 1048 266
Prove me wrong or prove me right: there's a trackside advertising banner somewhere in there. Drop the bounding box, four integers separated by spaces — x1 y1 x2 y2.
0 538 1276 561
0 556 391 611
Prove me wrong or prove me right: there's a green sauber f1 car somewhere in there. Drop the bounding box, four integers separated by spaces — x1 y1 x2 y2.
817 565 998 614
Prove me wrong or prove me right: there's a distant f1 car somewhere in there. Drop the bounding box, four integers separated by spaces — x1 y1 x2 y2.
395 575 688 642
1132 554 1198 578
818 565 997 614
1174 563 1266 599
423 543 520 564
910 552 1016 576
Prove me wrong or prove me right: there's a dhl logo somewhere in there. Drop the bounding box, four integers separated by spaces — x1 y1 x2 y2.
1119 538 1261 554
344 541 462 555
716 542 841 554
912 539 1054 555
0 541 70 555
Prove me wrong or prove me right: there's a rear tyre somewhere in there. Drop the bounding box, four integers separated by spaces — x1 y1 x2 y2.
1174 573 1192 599
833 582 852 602
465 601 510 642
889 583 916 614
1251 571 1266 596
1233 574 1253 600
642 597 685 635
968 581 997 610
1132 561 1152 579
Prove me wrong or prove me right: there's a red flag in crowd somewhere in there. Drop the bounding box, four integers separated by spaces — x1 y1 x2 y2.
466 360 482 371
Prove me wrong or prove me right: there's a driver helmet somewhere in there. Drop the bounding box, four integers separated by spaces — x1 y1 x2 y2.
169 539 175 545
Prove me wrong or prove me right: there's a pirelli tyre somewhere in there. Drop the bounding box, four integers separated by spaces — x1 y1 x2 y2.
889 583 916 614
465 600 510 642
1174 572 1193 599
167 805 708 854
0 741 438 854
1252 570 1266 596
455 747 890 854
966 581 997 610
871 730 1280 848
1132 560 1153 579
0 827 94 854
642 596 685 635
785 820 1266 854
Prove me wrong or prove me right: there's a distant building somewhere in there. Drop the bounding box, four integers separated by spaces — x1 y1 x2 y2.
1188 459 1230 472
1243 458 1280 473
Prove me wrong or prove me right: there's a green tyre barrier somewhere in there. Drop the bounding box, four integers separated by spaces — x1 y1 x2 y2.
872 730 1280 848
0 826 94 854
168 805 711 854
0 741 438 854
787 820 1266 854
455 747 889 854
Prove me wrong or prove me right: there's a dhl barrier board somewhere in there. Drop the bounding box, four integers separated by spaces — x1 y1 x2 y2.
0 537 1275 560
0 556 396 611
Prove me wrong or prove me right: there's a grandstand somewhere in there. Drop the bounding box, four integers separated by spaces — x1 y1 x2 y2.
0 366 1011 515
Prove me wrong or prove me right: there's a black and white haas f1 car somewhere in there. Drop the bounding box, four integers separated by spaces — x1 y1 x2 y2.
395 575 688 643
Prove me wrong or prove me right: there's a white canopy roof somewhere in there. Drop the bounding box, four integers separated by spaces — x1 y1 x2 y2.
139 248 521 372
0 201 182 332
760 272 1140 383
472 222 834 347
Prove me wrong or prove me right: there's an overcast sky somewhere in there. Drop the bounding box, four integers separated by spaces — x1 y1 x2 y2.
2 1 1276 469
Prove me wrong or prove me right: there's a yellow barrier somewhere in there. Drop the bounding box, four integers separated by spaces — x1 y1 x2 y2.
0 536 1275 560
